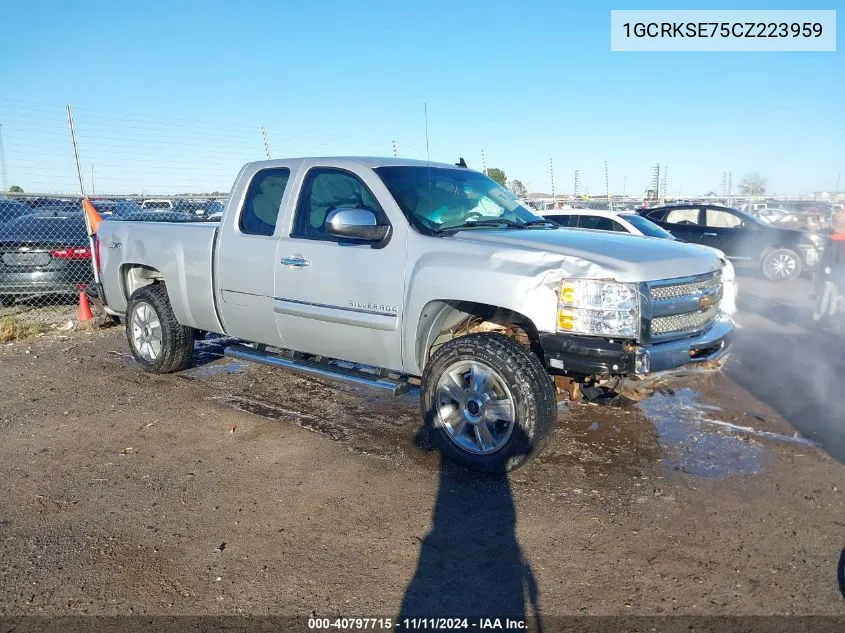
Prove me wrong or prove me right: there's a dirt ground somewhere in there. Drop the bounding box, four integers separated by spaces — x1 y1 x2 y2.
0 277 844 624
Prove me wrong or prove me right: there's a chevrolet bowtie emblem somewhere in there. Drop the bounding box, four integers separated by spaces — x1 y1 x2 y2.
698 295 713 312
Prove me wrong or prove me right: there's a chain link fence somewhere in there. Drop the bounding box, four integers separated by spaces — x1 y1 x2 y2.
0 193 229 337
0 194 91 333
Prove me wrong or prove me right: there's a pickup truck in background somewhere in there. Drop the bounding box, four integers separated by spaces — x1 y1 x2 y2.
94 157 734 473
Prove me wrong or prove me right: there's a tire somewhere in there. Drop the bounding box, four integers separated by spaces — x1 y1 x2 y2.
125 284 195 373
420 332 557 473
761 248 802 282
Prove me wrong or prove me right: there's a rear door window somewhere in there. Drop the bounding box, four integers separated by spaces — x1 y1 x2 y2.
705 208 743 228
239 168 291 236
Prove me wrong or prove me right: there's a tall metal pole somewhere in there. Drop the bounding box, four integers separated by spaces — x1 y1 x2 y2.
549 157 555 204
727 172 733 207
261 124 271 159
604 160 612 211
0 123 7 192
481 149 487 176
67 104 101 289
66 104 86 197
651 164 660 201
424 103 430 163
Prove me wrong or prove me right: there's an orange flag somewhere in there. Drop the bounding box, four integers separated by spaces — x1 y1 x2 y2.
82 198 103 234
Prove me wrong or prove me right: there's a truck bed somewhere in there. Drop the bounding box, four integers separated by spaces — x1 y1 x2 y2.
97 218 224 334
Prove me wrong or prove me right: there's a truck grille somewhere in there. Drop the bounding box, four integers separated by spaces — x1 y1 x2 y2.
650 271 721 301
646 270 723 341
651 306 719 336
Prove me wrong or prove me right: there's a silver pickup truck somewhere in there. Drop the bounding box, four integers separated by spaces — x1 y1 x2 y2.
95 157 734 472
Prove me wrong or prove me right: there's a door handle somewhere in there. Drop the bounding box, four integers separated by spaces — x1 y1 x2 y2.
280 256 310 267
703 232 718 236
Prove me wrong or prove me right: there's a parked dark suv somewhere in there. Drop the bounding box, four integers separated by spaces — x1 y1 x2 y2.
639 204 823 281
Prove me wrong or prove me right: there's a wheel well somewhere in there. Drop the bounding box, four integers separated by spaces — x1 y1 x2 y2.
121 265 164 303
416 300 543 372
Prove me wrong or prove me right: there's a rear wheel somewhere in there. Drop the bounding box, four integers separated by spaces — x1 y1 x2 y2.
762 248 801 282
421 333 557 473
126 284 195 373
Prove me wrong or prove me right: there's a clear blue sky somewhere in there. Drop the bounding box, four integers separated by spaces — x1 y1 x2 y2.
0 0 842 195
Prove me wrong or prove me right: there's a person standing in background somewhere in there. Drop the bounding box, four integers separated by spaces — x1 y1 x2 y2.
813 208 845 322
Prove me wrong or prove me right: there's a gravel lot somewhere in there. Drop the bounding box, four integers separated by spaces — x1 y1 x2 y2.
0 276 844 624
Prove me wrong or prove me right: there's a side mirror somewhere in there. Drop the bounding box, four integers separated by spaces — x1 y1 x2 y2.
326 208 389 242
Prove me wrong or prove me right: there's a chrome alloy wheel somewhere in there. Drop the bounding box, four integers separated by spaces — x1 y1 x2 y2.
434 360 516 455
767 252 797 279
130 301 162 361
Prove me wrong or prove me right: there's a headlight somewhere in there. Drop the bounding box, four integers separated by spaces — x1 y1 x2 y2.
557 279 640 338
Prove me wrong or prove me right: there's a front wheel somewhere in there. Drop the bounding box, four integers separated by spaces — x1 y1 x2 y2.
126 284 196 373
420 333 557 473
762 248 802 282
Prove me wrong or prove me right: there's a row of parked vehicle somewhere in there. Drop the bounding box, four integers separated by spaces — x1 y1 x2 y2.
541 203 826 282
0 189 828 309
0 197 224 305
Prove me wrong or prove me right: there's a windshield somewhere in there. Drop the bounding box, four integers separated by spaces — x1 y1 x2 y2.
374 166 548 234
620 214 676 239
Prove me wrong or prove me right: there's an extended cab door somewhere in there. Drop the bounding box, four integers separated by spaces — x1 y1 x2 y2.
273 162 407 371
214 162 300 347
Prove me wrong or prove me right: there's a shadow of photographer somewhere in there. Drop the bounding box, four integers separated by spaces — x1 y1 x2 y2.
396 425 543 631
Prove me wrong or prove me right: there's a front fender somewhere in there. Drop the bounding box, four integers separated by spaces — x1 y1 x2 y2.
401 245 603 375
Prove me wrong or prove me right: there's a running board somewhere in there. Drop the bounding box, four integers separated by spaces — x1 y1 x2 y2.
223 344 412 395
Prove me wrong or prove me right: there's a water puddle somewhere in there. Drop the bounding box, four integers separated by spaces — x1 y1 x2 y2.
544 386 815 480
179 360 246 380
639 388 766 478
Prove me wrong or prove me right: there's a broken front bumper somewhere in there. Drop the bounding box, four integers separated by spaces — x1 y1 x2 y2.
539 314 734 377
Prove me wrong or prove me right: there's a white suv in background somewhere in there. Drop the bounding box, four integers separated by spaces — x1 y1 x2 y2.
543 208 738 315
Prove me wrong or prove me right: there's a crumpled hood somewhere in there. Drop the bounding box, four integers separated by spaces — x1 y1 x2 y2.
449 228 722 283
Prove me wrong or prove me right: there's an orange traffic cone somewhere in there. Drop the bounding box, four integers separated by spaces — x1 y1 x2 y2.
78 291 93 322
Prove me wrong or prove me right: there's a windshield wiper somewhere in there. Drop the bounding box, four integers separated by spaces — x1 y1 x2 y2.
434 218 530 234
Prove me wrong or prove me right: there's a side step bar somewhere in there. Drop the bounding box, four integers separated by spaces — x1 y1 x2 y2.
224 344 412 396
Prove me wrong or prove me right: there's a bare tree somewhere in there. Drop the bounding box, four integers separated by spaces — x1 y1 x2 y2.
740 173 767 197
